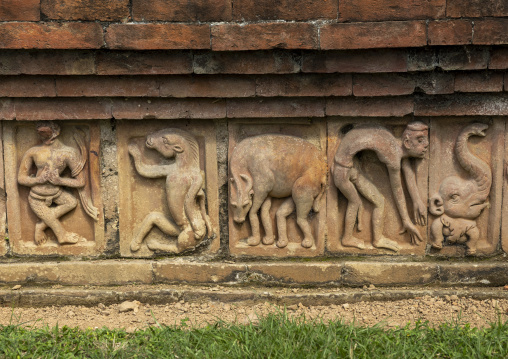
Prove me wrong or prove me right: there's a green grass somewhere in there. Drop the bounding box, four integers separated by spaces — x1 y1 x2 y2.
1 312 508 358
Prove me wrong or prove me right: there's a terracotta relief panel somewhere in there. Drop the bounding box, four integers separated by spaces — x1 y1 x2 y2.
0 124 6 256
117 120 219 257
429 118 503 256
327 119 429 255
4 121 104 256
228 120 327 257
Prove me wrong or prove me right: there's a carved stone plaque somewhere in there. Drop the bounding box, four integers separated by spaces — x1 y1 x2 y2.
4 121 104 256
429 118 503 256
117 120 219 257
228 120 326 257
327 118 429 255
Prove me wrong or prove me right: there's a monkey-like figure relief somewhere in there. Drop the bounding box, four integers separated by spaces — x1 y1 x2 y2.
229 134 326 249
429 123 491 255
17 121 98 245
128 128 214 253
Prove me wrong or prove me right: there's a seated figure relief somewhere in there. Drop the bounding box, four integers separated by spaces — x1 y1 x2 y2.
128 128 214 253
429 123 491 255
331 122 429 252
17 121 98 245
229 134 326 249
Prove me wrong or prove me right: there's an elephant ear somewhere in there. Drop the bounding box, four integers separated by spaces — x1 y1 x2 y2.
429 195 444 216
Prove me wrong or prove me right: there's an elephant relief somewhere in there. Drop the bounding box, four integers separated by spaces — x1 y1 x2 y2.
128 128 214 254
229 134 326 249
429 123 492 255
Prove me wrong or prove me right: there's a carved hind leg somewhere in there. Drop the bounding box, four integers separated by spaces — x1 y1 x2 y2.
430 218 445 249
260 197 275 245
130 212 180 252
465 226 480 255
292 177 317 248
275 197 295 248
197 189 214 237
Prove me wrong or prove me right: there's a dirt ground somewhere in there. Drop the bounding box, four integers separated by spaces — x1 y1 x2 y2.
1 290 507 331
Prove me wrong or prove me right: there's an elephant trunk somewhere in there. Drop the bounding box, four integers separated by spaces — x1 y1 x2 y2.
454 123 492 201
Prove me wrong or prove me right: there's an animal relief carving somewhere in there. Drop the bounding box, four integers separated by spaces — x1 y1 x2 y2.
229 134 326 249
429 123 491 255
128 128 214 254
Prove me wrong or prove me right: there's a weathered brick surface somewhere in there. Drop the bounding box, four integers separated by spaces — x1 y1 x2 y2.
407 49 438 72
105 24 210 50
233 0 337 20
490 48 508 70
415 73 454 95
0 99 15 120
428 20 472 46
353 74 415 97
438 47 489 71
154 262 246 284
320 21 426 50
447 0 508 17
212 23 317 51
58 262 153 285
454 72 503 93
56 76 159 97
193 51 300 74
342 262 438 286
326 97 414 117
0 0 40 21
0 22 103 49
474 19 508 45
340 0 445 22
439 263 508 286
133 0 231 21
41 0 130 21
96 51 192 75
302 50 407 73
112 98 226 119
0 76 56 97
247 263 341 285
227 98 325 118
159 75 256 98
415 94 508 116
256 74 352 97
14 98 112 120
0 51 96 75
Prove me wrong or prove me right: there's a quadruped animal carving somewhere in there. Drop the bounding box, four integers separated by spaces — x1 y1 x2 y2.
229 134 326 249
128 128 214 253
331 122 429 252
429 123 491 255
17 121 98 245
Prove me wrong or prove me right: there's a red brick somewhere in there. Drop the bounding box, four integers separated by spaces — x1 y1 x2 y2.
447 0 508 17
160 75 255 98
0 99 15 120
340 0 445 22
56 76 159 97
353 74 415 97
415 73 454 95
0 76 56 97
490 48 508 70
193 51 300 74
227 98 325 118
326 97 413 117
112 98 226 119
454 72 503 93
133 0 231 21
302 50 407 73
428 20 472 46
105 24 210 50
14 98 112 120
0 51 96 75
407 49 438 72
438 48 489 71
96 51 192 75
320 21 426 50
233 0 337 21
212 23 317 51
256 74 352 97
474 19 508 45
0 23 103 49
41 0 129 21
414 94 508 116
0 0 40 21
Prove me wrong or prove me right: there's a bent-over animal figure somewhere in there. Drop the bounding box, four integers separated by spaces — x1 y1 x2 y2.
429 123 491 255
128 128 214 253
230 134 326 248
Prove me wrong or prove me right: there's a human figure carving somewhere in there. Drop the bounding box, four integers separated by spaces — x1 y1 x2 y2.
229 134 326 249
17 121 98 245
128 128 213 253
429 123 491 255
331 122 429 252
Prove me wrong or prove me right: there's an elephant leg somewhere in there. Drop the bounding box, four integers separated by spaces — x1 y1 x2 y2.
275 197 295 248
465 226 480 255
260 197 275 245
292 176 316 248
430 218 445 249
246 194 267 246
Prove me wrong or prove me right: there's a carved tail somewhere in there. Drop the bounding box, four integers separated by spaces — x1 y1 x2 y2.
454 123 492 200
73 130 99 221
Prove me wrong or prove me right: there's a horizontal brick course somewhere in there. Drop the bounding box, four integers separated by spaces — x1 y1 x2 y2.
353 74 415 97
415 72 454 95
0 99 15 120
41 0 130 21
233 0 337 21
326 97 414 117
490 49 508 70
415 94 508 116
438 47 489 71
0 76 56 97
160 75 256 98
13 98 112 120
428 20 472 46
133 0 232 21
0 0 40 21
340 0 445 22
212 23 318 51
97 51 193 75
56 76 159 97
227 98 325 118
474 19 508 45
454 72 503 93
320 21 426 50
447 0 508 17
256 74 352 97
0 51 96 75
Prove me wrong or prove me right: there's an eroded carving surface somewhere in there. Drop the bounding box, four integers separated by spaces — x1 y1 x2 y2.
230 134 326 249
331 122 429 252
128 128 214 254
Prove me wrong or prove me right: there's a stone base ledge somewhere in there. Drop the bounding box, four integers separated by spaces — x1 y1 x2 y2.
0 260 507 287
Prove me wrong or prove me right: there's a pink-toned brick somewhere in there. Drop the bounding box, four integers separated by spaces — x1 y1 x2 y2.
233 0 337 21
455 72 503 93
256 74 352 97
160 75 255 98
326 97 414 117
447 0 508 17
227 98 325 118
0 76 56 97
474 19 508 45
428 20 472 46
41 0 129 21
133 0 231 21
14 98 112 120
353 74 415 96
340 0 445 22
0 0 40 20
56 76 159 97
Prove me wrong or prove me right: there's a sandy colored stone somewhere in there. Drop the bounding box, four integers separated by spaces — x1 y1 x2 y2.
342 262 438 286
154 262 246 284
439 263 508 286
0 263 59 283
57 262 152 285
247 263 341 284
